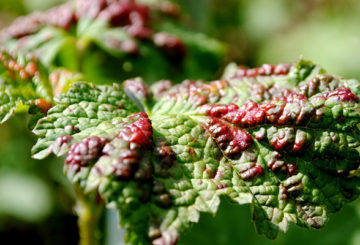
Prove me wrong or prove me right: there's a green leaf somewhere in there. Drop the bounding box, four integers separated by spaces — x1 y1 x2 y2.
0 1 225 84
0 49 53 124
32 60 360 244
32 82 139 159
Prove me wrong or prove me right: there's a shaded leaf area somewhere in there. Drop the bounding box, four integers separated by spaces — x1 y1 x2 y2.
0 49 53 124
32 60 360 244
1 0 225 84
179 198 360 245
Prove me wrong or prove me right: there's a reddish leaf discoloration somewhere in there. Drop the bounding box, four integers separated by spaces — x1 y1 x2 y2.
216 183 228 190
2 0 187 58
124 78 151 101
168 80 229 106
151 80 173 98
232 63 293 79
64 112 153 181
153 32 186 60
293 131 307 152
240 165 264 180
203 117 253 158
298 75 350 98
111 148 140 179
314 87 358 103
77 0 151 38
266 151 297 175
154 140 176 177
213 170 223 180
66 136 108 167
5 4 75 38
119 112 153 148
54 135 73 147
0 51 40 81
156 145 176 168
200 86 358 130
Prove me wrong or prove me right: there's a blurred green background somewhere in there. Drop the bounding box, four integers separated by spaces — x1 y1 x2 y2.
1 0 360 244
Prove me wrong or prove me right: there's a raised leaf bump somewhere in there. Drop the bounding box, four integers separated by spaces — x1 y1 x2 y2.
31 82 139 159
31 60 360 244
0 49 53 124
149 60 360 240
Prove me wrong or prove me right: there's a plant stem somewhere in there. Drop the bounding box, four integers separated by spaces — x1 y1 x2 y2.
75 187 105 245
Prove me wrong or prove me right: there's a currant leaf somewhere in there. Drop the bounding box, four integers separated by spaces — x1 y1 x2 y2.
31 60 360 244
32 82 139 159
150 60 360 240
0 49 53 124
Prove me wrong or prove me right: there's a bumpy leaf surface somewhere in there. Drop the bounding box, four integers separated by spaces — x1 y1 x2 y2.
32 61 360 244
0 49 53 124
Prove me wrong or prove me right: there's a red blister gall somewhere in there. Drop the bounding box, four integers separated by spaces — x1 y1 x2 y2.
35 99 52 114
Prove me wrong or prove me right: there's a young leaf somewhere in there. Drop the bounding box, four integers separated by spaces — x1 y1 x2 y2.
0 49 53 124
32 60 360 244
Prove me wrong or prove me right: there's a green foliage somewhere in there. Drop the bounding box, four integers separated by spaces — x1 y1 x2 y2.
31 60 360 244
1 0 226 84
0 49 52 124
2 1 360 245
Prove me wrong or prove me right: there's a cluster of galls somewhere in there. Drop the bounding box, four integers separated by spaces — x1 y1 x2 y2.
203 117 253 159
199 84 358 131
123 78 151 102
152 180 172 208
167 80 230 106
246 75 338 104
118 112 153 148
0 50 39 81
266 151 297 176
66 136 108 172
55 135 73 147
298 75 340 98
231 63 293 78
102 139 149 180
151 80 173 98
198 89 356 156
86 0 186 58
197 78 359 182
153 140 176 178
0 50 52 113
200 115 266 181
64 112 154 181
77 0 186 58
199 101 275 128
77 0 151 38
3 4 74 38
294 75 358 103
240 165 264 180
110 114 153 181
313 87 358 103
2 0 187 60
150 181 176 244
